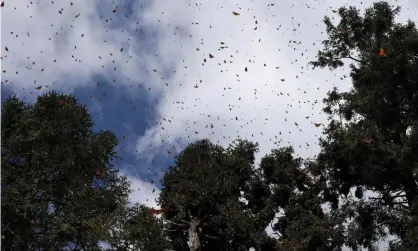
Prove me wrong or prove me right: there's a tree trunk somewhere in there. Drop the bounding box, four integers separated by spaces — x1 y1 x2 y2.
404 171 417 211
188 216 201 251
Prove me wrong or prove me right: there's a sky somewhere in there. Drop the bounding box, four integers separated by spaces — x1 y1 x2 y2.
1 0 418 249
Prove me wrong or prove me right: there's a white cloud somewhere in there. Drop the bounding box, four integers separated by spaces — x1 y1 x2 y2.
3 0 416 160
1 0 163 103
135 0 417 164
122 171 161 208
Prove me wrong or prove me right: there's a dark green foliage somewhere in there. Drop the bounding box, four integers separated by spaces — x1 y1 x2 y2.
159 139 276 251
106 203 172 251
259 147 345 251
309 1 418 250
1 92 131 251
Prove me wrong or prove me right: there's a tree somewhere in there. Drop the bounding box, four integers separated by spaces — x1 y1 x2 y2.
1 92 131 251
258 147 345 251
309 1 418 249
106 203 172 251
158 139 277 251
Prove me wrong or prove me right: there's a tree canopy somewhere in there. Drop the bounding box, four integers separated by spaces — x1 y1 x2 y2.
1 92 131 250
309 1 418 250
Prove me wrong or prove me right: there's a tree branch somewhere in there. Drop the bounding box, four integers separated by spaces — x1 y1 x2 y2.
333 55 363 63
164 219 186 227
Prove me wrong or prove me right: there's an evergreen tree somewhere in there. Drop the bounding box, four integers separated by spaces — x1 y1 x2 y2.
1 92 131 251
158 139 276 251
259 147 345 251
309 2 418 250
106 203 172 251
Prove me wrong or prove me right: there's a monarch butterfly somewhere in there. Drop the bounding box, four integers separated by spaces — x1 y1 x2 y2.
232 11 240 16
35 86 42 90
209 54 214 59
57 100 66 106
379 48 387 57
314 123 322 127
97 168 104 177
150 208 165 215
364 136 374 143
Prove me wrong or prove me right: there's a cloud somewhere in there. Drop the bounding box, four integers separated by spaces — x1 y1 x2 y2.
3 0 415 162
135 0 418 164
1 0 166 103
121 170 161 208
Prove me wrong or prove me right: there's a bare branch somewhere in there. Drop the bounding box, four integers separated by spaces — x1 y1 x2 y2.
164 219 186 227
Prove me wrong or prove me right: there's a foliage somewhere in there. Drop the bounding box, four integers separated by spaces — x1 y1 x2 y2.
258 147 345 251
309 1 418 250
106 203 172 251
1 92 131 251
158 139 276 251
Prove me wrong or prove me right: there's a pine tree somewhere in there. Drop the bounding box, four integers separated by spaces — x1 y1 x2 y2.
158 139 276 251
309 2 418 249
106 203 172 251
1 92 131 251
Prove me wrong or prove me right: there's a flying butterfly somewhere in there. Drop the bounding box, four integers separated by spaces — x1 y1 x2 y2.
364 136 374 143
97 168 104 178
149 208 166 216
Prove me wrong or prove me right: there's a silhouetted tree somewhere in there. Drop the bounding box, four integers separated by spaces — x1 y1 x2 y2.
1 92 131 251
159 139 277 251
310 2 418 250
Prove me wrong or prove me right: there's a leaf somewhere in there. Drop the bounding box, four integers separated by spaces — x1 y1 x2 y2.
232 11 240 16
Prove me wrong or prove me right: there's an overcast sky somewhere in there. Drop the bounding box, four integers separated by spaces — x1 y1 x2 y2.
1 0 417 249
